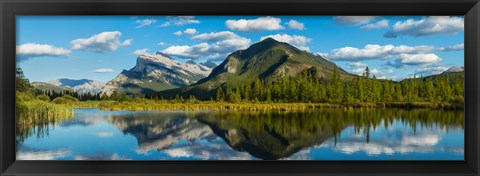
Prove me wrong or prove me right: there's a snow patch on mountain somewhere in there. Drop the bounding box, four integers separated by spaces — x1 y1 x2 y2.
47 79 105 95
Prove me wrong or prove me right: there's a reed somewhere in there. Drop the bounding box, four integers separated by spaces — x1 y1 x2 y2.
16 99 74 126
90 99 463 112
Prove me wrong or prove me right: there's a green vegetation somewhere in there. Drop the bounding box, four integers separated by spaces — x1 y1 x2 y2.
141 66 463 110
15 68 74 127
16 61 464 118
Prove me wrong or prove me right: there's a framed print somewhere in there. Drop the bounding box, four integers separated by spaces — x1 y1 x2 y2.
1 0 479 175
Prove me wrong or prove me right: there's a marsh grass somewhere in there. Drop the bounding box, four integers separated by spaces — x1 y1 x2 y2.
16 99 74 125
89 99 463 111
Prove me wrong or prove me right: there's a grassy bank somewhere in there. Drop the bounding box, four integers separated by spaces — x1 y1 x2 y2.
77 99 464 111
16 99 74 125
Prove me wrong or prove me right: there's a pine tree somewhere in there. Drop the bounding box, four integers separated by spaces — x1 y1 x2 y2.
216 86 225 102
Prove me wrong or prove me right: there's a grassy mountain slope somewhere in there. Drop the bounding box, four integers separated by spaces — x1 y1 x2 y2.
158 38 355 99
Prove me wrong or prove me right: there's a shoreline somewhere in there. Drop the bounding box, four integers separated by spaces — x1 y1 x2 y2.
73 101 464 112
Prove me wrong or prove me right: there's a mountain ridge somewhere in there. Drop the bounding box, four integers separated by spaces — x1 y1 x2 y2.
157 38 355 99
102 52 216 96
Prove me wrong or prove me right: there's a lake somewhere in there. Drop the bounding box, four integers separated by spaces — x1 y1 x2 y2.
16 108 464 160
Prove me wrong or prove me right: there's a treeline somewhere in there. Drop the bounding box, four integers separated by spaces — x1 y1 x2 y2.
34 89 101 101
212 66 464 104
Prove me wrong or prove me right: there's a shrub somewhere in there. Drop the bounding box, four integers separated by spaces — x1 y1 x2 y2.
36 94 50 101
52 95 79 104
16 91 35 101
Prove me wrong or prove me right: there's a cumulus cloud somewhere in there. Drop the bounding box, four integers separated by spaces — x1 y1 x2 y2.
71 31 132 53
322 43 456 69
226 16 284 32
287 20 305 30
386 53 442 69
157 42 167 46
361 19 389 30
160 16 200 27
384 16 464 38
174 28 198 36
322 44 455 68
192 31 239 42
347 62 368 68
260 34 312 51
334 16 378 26
17 148 70 160
162 31 251 60
135 18 157 28
439 43 464 51
132 48 150 55
92 68 115 73
16 43 70 61
398 53 442 65
415 65 449 76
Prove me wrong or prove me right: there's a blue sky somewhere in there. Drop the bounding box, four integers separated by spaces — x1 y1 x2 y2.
16 16 464 83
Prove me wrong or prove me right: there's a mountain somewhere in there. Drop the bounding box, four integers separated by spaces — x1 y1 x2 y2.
31 82 73 92
158 38 353 99
200 61 218 69
47 79 105 95
442 66 464 74
102 52 213 96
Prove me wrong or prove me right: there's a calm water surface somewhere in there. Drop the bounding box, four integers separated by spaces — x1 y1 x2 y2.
16 108 464 160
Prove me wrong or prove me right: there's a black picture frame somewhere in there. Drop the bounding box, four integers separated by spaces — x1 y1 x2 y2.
1 0 479 175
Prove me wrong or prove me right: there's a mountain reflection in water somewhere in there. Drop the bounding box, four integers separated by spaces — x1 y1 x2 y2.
16 108 464 160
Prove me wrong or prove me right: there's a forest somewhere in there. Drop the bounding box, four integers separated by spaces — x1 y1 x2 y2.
15 65 465 125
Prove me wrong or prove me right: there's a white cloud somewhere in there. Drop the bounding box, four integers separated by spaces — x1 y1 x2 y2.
173 31 183 36
135 18 157 28
71 31 132 53
385 16 464 38
260 34 311 51
92 68 115 73
16 43 70 61
17 148 70 160
334 16 378 26
174 28 198 36
352 68 367 75
398 53 442 65
160 16 200 27
160 22 171 27
370 68 381 76
415 65 449 76
162 31 251 60
183 28 198 35
121 39 133 46
439 43 464 51
192 31 238 42
326 44 397 61
287 20 305 30
351 67 384 78
322 44 453 68
226 16 284 32
387 53 442 68
361 19 389 30
157 42 167 46
94 131 115 137
347 62 368 68
132 48 150 55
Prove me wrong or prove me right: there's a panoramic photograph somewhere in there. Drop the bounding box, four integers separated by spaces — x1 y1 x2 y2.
15 16 464 160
